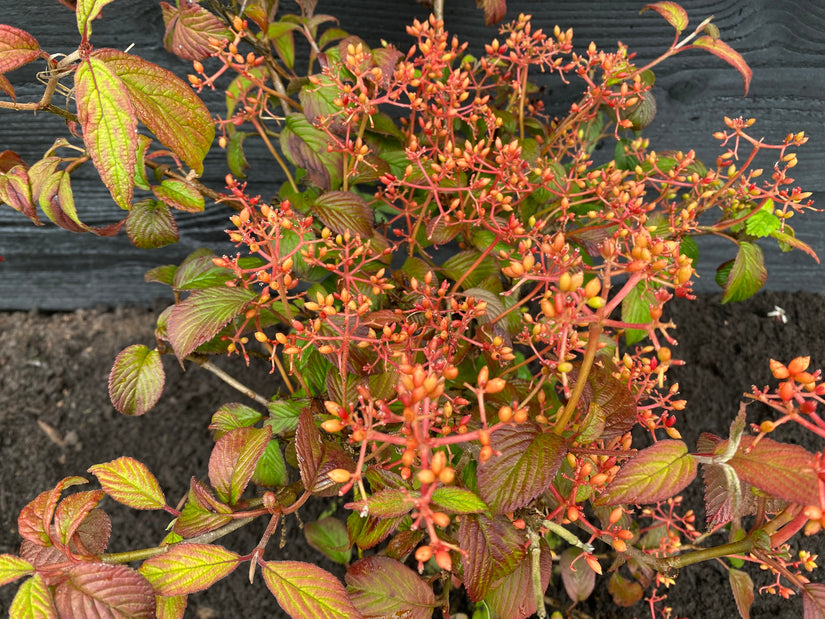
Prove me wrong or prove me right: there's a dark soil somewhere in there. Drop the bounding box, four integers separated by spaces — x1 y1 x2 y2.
1 291 824 618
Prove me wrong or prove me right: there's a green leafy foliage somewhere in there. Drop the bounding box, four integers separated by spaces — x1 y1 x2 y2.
108 345 165 416
346 556 436 618
139 544 240 596
88 457 166 510
263 561 361 619
596 440 697 506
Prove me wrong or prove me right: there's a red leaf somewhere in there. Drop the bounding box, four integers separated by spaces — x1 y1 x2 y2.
0 25 41 101
608 571 644 607
0 164 38 223
71 508 111 556
93 49 214 174
595 440 696 506
160 1 231 61
280 113 342 190
458 514 527 602
53 490 104 548
126 198 179 249
0 149 26 173
477 422 567 515
88 456 166 510
36 169 124 236
346 556 436 619
139 544 240 596
108 345 165 416
295 406 356 497
804 582 825 619
18 477 88 547
729 568 754 619
173 478 233 538
263 561 362 619
726 436 820 506
485 539 553 619
53 562 154 618
640 2 689 33
475 0 507 26
560 548 595 602
74 56 137 209
692 36 752 96
208 426 272 505
167 287 256 361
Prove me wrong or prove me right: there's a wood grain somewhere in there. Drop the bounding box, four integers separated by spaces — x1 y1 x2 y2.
1 0 823 309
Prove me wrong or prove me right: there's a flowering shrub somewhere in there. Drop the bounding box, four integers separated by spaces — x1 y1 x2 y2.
0 1 822 618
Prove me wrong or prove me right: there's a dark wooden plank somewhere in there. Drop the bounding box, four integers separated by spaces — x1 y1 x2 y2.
1 0 823 309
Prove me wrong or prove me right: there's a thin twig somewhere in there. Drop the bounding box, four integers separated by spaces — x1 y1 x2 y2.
196 358 270 407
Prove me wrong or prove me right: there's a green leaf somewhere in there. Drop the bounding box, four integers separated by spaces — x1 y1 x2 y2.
263 561 361 619
153 179 205 213
729 568 754 619
430 487 488 514
312 190 373 238
608 571 644 607
93 49 214 174
441 250 499 290
0 554 33 586
252 439 288 488
126 199 179 248
0 25 41 101
74 56 137 209
621 281 655 345
280 113 342 190
477 422 567 515
346 555 436 618
745 200 780 238
300 74 341 125
347 511 405 550
266 399 305 434
209 426 272 505
171 253 234 290
305 517 351 566
226 131 250 179
718 242 766 303
155 594 187 619
640 2 689 33
459 514 527 602
0 164 37 222
268 22 300 69
692 36 752 96
88 456 166 510
139 544 240 596
10 574 57 619
209 402 263 439
76 0 116 38
167 287 256 361
345 489 418 518
159 1 231 61
596 440 696 506
145 264 178 286
108 345 165 416
53 563 155 618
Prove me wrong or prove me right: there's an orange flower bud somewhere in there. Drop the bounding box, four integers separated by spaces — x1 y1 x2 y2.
485 378 507 394
321 418 345 433
431 512 451 528
435 550 453 571
479 445 493 462
327 468 351 483
417 469 436 485
415 545 433 562
789 356 811 375
769 359 790 380
438 467 455 485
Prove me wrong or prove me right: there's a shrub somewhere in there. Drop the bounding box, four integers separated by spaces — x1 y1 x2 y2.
0 1 822 617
